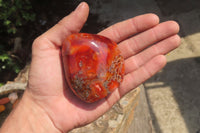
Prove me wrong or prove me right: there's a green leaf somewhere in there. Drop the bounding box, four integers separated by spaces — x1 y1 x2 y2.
14 67 20 73
0 83 4 87
7 27 17 34
0 54 10 62
4 20 11 25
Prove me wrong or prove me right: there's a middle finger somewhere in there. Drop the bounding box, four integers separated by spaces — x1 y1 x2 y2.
118 21 179 59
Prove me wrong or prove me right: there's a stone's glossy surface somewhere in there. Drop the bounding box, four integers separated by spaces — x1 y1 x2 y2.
62 33 125 103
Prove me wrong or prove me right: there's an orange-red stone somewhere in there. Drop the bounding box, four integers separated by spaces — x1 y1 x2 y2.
0 97 10 105
62 33 125 103
0 105 5 113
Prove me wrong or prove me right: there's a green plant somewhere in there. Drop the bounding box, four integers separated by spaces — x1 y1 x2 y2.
0 52 20 74
0 0 35 83
0 0 35 34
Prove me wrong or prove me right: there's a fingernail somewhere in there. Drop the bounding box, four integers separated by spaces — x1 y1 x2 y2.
75 2 85 11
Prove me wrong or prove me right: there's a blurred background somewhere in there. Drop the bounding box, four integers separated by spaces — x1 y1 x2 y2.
0 0 200 132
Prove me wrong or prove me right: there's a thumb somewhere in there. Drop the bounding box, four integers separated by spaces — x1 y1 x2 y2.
34 2 89 49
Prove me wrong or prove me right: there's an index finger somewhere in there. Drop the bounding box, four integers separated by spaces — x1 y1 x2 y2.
98 13 159 43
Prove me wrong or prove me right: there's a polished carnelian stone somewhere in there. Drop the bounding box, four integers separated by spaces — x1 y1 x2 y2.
62 33 125 103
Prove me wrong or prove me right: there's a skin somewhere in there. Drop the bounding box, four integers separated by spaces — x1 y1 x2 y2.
0 2 180 133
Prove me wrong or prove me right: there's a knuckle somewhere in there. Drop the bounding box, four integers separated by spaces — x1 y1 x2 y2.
32 36 49 51
32 37 42 49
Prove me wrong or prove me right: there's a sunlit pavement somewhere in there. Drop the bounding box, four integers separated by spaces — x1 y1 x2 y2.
89 0 200 132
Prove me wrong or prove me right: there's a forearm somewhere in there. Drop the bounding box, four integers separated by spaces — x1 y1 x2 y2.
0 91 61 133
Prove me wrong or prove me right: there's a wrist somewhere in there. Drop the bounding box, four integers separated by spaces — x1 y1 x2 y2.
0 90 61 133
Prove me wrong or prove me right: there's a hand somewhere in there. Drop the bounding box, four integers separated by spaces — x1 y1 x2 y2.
0 2 180 133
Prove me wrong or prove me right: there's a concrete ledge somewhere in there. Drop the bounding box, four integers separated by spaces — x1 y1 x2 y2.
70 87 140 133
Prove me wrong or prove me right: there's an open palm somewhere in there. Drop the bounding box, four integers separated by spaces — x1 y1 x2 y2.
25 2 180 132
